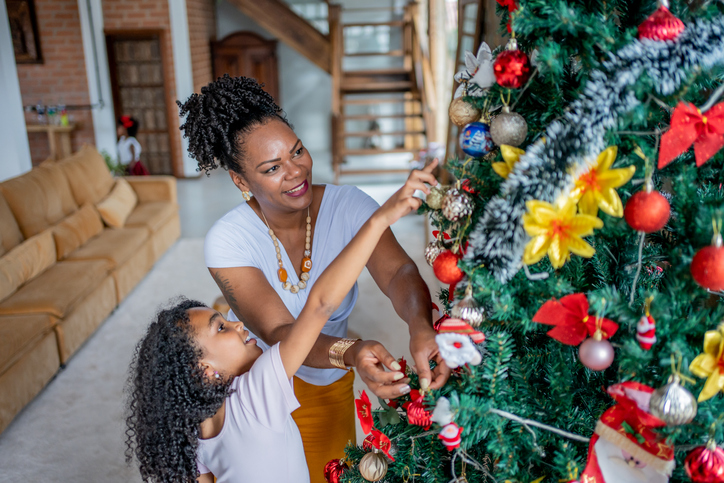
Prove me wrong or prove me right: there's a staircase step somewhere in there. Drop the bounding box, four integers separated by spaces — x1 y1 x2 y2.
341 113 423 120
343 67 411 76
342 147 420 156
342 130 426 137
341 81 413 93
343 21 404 28
342 96 419 105
344 50 405 57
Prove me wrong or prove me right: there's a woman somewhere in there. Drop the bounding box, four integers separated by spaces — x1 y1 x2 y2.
178 75 449 482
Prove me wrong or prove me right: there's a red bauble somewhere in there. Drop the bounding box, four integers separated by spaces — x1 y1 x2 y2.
433 250 464 284
406 397 432 430
324 458 347 483
624 190 670 233
691 241 724 292
686 443 724 483
494 43 531 89
638 5 685 41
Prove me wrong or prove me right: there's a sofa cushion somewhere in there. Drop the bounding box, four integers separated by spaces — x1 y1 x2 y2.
66 226 149 268
0 162 78 239
126 201 178 233
53 204 104 260
0 230 56 303
0 192 23 256
96 178 138 228
0 259 112 318
58 144 115 206
0 313 56 375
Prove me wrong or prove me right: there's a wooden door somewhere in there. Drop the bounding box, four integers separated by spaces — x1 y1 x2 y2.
212 32 279 102
106 34 173 175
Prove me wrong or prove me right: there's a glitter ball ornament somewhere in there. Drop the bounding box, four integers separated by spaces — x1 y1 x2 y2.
686 440 724 483
407 396 433 429
433 250 464 285
426 185 446 210
459 121 494 157
451 285 485 327
578 333 614 371
449 97 483 127
624 187 670 233
324 459 347 483
490 105 528 147
358 451 388 482
638 1 685 41
442 188 473 222
493 39 531 89
425 241 444 267
649 374 698 426
691 233 724 292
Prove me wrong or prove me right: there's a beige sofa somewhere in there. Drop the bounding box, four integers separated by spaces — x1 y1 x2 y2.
0 145 180 434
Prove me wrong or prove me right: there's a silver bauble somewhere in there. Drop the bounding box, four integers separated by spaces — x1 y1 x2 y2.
451 286 485 327
490 105 528 147
426 185 446 210
358 451 388 482
649 374 697 426
425 241 444 267
442 188 473 222
449 97 482 127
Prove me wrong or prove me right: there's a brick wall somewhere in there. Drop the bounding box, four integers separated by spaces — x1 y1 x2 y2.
16 0 95 165
103 0 183 176
187 0 216 93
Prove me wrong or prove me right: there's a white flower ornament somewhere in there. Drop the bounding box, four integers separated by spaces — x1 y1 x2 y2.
435 333 483 368
454 42 496 98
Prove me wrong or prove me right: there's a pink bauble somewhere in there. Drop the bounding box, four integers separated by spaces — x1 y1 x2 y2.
578 338 614 371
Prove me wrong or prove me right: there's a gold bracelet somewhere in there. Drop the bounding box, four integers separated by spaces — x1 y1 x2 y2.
328 338 360 370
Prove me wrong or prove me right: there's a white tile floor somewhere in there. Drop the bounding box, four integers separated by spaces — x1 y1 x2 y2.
176 168 444 441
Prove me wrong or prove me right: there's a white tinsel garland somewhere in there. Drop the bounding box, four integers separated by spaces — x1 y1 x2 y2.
465 16 724 283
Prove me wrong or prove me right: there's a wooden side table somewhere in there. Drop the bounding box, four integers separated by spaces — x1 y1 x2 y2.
25 124 77 161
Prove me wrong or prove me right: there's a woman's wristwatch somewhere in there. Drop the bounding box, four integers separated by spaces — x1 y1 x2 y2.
328 338 360 370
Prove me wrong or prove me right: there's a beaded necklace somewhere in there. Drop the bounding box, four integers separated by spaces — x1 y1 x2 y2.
260 208 312 294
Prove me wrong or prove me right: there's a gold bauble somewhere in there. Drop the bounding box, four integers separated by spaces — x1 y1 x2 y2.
358 452 388 482
426 185 446 210
448 98 482 127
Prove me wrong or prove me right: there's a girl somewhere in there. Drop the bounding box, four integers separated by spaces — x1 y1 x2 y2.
125 160 438 483
117 115 148 175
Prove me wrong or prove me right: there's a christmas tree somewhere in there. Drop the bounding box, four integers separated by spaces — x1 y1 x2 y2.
326 1 724 482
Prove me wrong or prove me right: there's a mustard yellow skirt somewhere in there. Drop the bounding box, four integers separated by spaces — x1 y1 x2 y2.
293 371 356 483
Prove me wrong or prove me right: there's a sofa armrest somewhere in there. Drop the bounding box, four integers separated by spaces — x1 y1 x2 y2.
124 176 177 203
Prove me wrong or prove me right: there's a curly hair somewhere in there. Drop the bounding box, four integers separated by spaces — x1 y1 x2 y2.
125 298 232 482
177 74 291 176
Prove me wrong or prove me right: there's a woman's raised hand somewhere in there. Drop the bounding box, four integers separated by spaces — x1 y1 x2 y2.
376 159 439 227
347 340 412 398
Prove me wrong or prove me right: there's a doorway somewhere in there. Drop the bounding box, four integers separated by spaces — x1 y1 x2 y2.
212 32 279 102
106 33 173 175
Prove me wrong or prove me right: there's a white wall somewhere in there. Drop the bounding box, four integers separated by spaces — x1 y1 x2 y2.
0 0 32 181
216 1 333 183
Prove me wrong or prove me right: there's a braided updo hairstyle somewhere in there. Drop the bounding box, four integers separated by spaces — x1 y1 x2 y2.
177 74 291 176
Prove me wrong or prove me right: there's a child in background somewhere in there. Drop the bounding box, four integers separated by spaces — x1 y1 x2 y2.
124 161 438 483
117 116 148 175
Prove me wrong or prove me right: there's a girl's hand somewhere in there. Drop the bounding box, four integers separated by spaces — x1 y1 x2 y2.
376 159 439 226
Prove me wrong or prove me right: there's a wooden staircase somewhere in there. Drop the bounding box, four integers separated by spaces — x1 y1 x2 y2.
329 3 434 182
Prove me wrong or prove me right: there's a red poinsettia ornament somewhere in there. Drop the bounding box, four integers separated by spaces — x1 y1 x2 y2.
659 101 724 169
355 390 374 434
532 293 619 346
369 429 395 461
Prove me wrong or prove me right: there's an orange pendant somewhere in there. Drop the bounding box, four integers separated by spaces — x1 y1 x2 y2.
278 268 288 283
301 257 312 272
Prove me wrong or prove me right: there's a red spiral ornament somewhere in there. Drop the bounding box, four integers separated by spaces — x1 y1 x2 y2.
324 459 347 483
638 5 685 41
407 397 433 430
686 442 724 483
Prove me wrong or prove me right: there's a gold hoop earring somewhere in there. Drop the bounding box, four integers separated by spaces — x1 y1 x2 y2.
242 191 252 201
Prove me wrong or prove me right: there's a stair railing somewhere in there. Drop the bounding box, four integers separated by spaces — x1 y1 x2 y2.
328 4 343 181
406 2 436 146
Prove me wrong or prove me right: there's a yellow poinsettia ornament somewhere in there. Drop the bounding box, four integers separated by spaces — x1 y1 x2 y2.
523 196 603 269
569 146 636 217
492 145 525 178
690 323 724 402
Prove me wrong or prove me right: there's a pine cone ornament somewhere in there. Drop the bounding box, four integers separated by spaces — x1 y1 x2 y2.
442 188 473 222
425 241 444 267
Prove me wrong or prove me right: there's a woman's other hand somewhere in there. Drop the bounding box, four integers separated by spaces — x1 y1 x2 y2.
345 340 412 399
409 325 451 391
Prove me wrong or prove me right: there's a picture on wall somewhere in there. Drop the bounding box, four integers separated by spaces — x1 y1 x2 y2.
7 0 42 64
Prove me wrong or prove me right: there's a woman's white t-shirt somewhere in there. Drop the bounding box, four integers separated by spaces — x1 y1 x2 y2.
204 184 380 386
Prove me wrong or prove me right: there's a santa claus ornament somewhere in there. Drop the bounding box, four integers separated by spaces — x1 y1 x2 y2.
636 297 657 350
581 381 675 483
